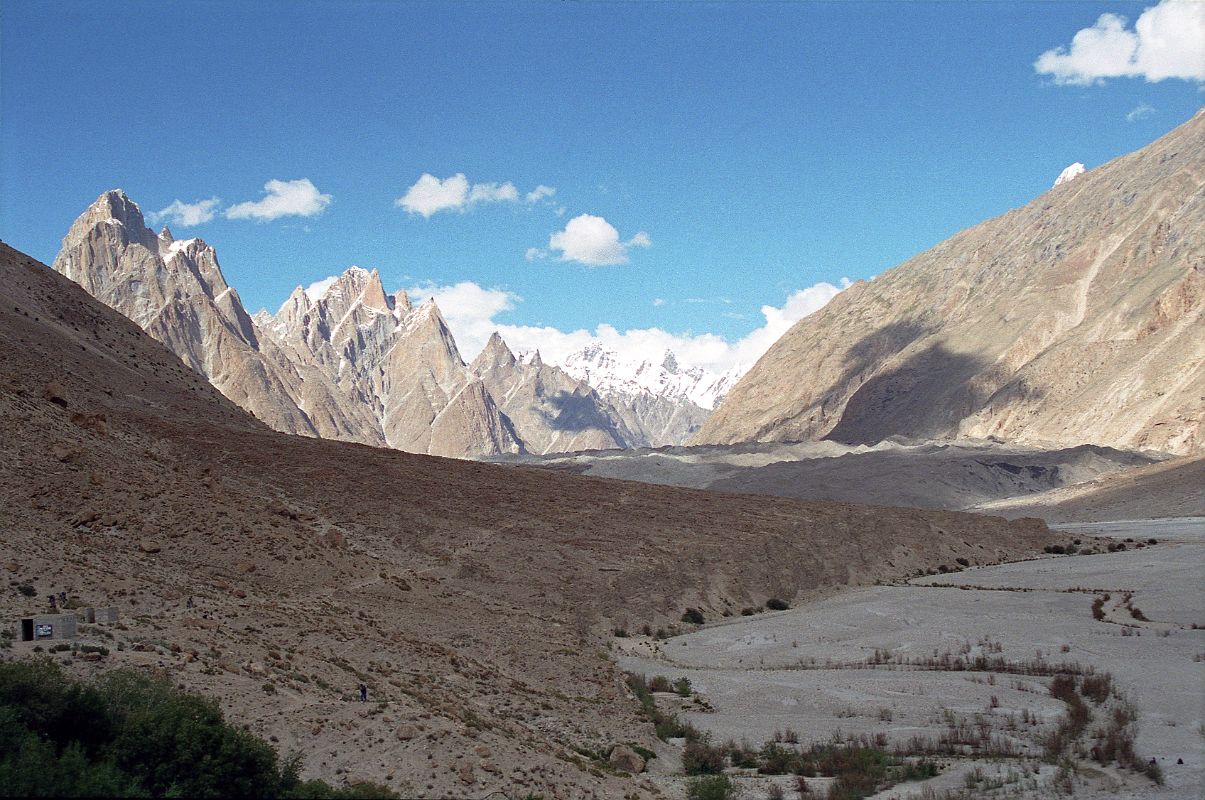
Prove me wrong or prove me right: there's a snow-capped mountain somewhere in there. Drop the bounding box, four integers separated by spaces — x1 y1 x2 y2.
1052 162 1085 187
559 343 741 411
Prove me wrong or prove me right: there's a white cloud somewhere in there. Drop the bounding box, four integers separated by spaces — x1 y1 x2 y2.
468 181 519 204
406 277 850 373
653 298 665 307
1126 102 1156 121
397 173 552 217
150 197 221 227
304 276 338 301
1034 0 1205 85
526 185 556 203
546 214 650 266
226 178 331 222
525 247 547 261
405 281 521 359
397 174 469 217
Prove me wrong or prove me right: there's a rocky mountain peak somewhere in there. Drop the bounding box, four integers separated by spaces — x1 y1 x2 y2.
661 350 680 374
59 189 157 254
158 225 174 242
471 332 517 372
360 269 390 312
392 290 413 316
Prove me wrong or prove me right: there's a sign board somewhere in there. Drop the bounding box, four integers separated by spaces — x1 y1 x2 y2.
34 624 53 638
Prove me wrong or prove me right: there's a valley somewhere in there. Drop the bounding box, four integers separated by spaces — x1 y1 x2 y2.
618 519 1204 799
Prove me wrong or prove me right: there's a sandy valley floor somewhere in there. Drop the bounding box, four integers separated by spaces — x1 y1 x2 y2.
618 519 1204 799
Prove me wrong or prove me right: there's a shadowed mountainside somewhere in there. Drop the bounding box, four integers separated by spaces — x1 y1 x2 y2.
697 109 1205 455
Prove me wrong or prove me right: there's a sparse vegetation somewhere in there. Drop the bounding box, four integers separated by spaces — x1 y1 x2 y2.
685 774 737 800
683 738 726 775
625 673 702 743
682 608 706 625
765 598 789 611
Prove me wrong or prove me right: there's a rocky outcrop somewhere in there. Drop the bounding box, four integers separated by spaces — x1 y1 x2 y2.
469 333 635 454
53 190 322 436
695 110 1205 456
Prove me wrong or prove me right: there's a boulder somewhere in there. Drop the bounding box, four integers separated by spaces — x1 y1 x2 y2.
608 744 646 774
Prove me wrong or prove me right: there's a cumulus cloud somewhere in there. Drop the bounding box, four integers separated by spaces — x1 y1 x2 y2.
304 276 338 301
149 197 221 227
526 185 556 203
468 181 519 204
226 178 332 221
405 281 521 358
407 277 850 373
546 214 651 266
1126 102 1156 122
397 173 553 217
1034 0 1205 85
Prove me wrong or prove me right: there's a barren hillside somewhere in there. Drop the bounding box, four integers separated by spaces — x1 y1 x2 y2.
0 243 1052 797
696 110 1205 455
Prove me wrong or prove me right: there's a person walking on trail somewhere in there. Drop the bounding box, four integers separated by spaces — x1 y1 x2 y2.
358 683 368 702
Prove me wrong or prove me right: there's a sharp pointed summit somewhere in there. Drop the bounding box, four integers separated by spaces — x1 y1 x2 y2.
471 332 517 371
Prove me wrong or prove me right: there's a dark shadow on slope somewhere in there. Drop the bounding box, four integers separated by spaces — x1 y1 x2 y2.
825 340 1000 445
832 319 935 391
535 390 627 436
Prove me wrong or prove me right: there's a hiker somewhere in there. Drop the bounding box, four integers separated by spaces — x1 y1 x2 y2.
58 591 67 604
358 683 368 702
186 596 194 609
48 595 56 610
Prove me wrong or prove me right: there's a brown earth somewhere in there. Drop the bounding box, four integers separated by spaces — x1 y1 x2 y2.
976 454 1205 522
0 242 1053 798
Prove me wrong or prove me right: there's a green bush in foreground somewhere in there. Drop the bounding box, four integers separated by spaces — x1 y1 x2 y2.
0 657 397 798
686 774 738 800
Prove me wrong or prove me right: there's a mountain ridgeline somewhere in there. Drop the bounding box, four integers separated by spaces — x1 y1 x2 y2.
52 193 710 457
696 109 1205 456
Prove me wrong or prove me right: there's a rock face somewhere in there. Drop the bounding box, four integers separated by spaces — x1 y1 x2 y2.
469 334 634 454
53 192 698 457
53 192 322 436
696 110 1205 456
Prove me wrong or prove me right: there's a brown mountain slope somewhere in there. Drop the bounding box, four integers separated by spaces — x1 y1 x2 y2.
696 110 1205 455
0 242 1051 797
974 455 1205 523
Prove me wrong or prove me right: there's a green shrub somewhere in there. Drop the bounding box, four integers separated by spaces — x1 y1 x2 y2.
682 738 726 775
0 657 398 799
765 598 789 611
686 774 737 800
673 677 693 697
682 609 705 625
627 743 656 762
17 584 36 597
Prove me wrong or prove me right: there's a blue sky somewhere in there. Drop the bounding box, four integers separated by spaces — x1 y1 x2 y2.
1 1 1202 370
